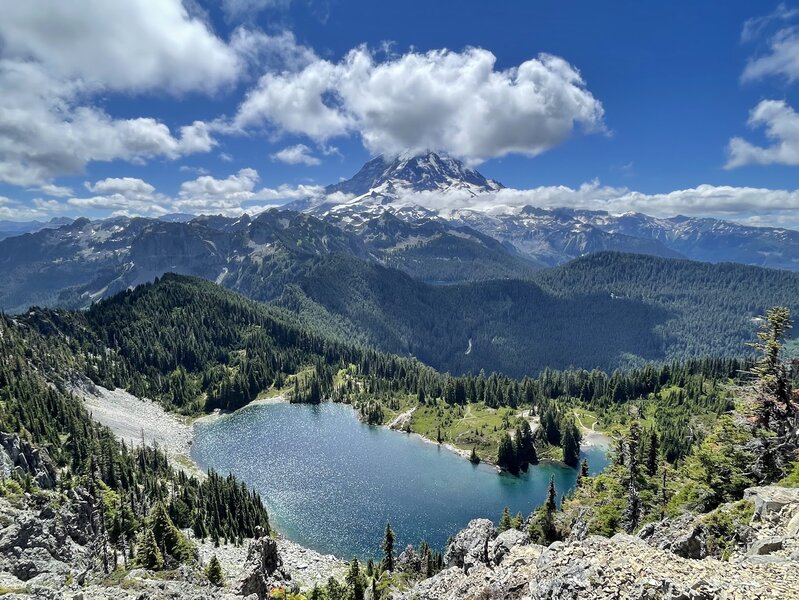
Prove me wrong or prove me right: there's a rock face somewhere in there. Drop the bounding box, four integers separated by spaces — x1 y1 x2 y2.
443 518 496 573
0 431 57 489
396 545 422 574
490 528 529 565
398 533 799 600
234 528 292 599
744 486 799 522
638 514 708 559
397 486 799 599
0 488 96 590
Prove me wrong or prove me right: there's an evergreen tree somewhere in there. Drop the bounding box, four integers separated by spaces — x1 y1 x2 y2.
646 429 659 476
469 446 480 464
515 419 538 468
149 502 194 563
382 523 395 572
137 529 164 570
497 433 518 474
561 419 581 467
498 506 512 532
205 554 224 586
546 475 558 512
345 558 365 600
327 577 346 600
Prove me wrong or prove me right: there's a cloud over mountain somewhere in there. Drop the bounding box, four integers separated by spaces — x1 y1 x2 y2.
233 45 605 164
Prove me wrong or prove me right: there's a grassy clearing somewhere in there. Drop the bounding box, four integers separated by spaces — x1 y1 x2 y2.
403 401 530 463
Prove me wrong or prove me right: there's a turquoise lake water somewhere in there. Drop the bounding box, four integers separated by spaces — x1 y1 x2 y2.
191 402 610 559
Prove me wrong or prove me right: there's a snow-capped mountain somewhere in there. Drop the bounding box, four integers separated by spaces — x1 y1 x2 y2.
325 151 503 197
290 151 503 222
304 152 799 271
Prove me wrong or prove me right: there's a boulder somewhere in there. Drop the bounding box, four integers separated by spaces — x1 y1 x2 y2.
744 486 799 522
748 536 784 556
396 544 422 574
786 511 799 536
638 514 707 559
490 528 528 565
443 518 496 573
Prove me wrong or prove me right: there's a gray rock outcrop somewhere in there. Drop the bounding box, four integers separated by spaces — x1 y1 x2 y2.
638 514 708 559
744 486 799 522
234 528 292 599
443 518 496 573
0 431 57 489
490 528 529 565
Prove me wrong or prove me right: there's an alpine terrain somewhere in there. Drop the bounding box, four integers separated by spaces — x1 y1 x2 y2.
3 3 799 599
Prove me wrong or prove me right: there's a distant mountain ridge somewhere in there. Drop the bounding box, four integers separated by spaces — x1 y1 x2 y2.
306 152 799 271
2 204 799 375
0 216 73 241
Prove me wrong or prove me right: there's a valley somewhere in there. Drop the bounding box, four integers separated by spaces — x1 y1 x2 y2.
6 3 799 598
3 154 799 600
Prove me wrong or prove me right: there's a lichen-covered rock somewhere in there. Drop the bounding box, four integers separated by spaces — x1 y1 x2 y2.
0 490 96 586
748 536 784 556
744 486 799 522
443 518 496 574
396 544 422 574
0 431 57 489
398 526 799 599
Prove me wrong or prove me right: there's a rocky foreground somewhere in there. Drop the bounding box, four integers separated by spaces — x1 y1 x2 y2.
396 485 799 600
1 480 798 599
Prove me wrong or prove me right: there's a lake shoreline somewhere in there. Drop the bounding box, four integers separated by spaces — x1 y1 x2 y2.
379 404 611 472
192 400 612 558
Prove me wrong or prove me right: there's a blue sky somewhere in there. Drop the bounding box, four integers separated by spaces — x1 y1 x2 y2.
2 0 799 227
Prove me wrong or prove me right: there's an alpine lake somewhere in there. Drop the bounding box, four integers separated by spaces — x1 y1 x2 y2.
191 401 610 559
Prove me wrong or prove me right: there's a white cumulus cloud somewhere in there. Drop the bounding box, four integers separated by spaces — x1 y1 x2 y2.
0 0 242 94
233 46 604 164
271 144 321 165
53 169 322 218
726 100 799 168
0 0 260 186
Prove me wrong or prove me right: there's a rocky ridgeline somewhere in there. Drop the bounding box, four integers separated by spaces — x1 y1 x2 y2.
0 487 344 599
395 485 799 600
1 480 799 598
0 433 57 490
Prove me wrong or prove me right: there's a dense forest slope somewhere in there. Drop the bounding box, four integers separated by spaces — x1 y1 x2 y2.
2 275 799 598
2 206 799 377
276 251 799 377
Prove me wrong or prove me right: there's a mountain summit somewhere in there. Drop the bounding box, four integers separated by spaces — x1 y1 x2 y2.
324 151 503 198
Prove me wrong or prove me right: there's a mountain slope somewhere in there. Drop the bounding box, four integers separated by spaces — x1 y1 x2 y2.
4 205 799 376
307 152 799 271
0 206 540 311
324 151 503 197
272 251 799 376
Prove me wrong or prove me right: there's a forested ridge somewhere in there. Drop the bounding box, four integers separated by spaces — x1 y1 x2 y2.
4 205 799 379
272 251 799 378
0 312 270 573
13 274 754 469
3 272 799 597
